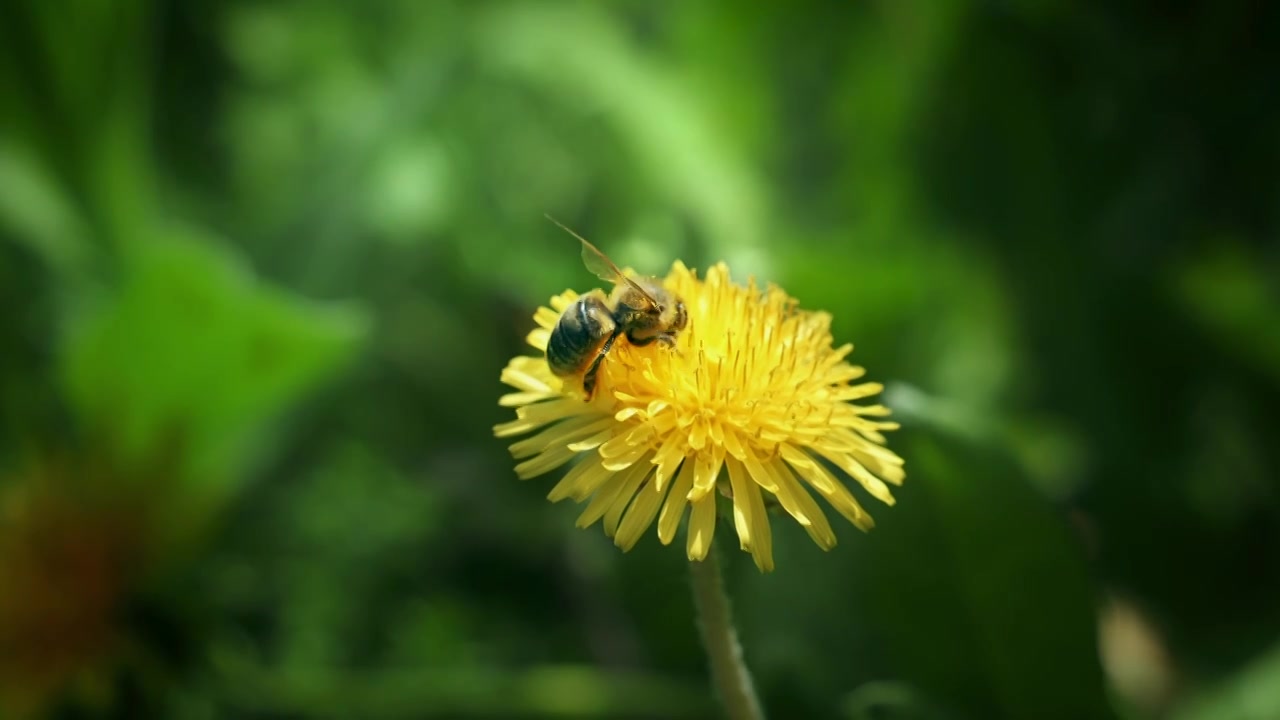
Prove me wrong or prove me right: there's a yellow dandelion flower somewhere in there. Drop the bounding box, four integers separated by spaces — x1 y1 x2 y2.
494 261 904 572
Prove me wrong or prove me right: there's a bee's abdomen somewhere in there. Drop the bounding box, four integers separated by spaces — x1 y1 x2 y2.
547 294 615 377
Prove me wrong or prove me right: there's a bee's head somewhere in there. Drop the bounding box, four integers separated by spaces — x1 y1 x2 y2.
630 280 683 328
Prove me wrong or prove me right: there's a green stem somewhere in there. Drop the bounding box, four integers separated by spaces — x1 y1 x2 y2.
688 546 765 720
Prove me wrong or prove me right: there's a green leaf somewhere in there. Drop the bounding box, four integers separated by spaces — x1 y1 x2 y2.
61 229 368 493
1172 641 1280 720
857 430 1115 719
0 142 91 278
1175 242 1280 384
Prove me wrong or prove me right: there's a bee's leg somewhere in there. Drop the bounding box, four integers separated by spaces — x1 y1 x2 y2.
627 332 681 361
627 331 678 347
582 329 622 400
626 333 654 347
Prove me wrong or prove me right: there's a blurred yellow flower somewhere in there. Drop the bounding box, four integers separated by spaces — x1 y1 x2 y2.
0 458 144 718
494 261 904 571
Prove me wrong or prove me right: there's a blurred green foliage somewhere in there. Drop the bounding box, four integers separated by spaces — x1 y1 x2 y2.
2 1 1279 719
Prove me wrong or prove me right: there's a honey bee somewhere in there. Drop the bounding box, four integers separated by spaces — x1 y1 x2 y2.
544 216 688 399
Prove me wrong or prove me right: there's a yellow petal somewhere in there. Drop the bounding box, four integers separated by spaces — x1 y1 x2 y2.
598 430 640 459
782 445 875 531
549 291 578 312
601 442 650 472
687 451 723 501
686 495 717 561
829 382 884 402
493 416 545 438
514 443 577 480
725 457 774 572
688 419 708 450
856 450 906 485
769 459 836 550
526 328 551 351
566 428 616 452
494 398 582 437
721 428 747 459
825 364 866 384
650 434 686 491
499 391 556 407
614 469 669 551
576 467 632 529
603 460 654 539
814 447 896 506
509 416 612 459
500 358 555 394
742 450 808 528
658 459 694 545
534 306 560 328
548 455 611 502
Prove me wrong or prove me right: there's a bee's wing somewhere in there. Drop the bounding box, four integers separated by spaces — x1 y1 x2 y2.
579 241 660 309
545 215 661 310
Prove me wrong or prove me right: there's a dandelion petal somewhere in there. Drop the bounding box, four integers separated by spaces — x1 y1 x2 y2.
686 495 717 562
615 468 669 551
658 459 695 545
603 461 654 538
726 457 774 572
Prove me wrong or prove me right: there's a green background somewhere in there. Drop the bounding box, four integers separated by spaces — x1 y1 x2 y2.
2 2 1278 719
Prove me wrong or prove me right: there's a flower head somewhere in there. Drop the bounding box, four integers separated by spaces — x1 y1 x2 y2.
494 261 904 571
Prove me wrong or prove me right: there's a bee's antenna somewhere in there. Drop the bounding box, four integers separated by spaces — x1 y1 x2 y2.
543 213 593 246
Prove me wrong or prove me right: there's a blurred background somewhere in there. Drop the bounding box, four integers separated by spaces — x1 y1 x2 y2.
2 1 1279 718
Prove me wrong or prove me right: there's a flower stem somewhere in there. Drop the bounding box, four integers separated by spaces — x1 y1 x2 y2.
689 546 765 720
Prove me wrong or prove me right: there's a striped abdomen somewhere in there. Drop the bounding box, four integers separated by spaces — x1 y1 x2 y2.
547 292 618 377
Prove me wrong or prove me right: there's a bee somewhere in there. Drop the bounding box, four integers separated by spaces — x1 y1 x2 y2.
544 216 688 400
